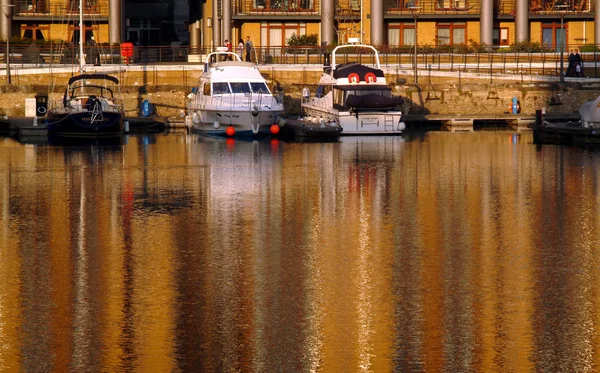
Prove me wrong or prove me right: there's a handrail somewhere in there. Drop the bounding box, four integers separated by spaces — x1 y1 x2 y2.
3 44 600 78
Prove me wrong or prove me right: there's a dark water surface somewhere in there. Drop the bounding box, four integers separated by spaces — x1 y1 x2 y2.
1 131 600 372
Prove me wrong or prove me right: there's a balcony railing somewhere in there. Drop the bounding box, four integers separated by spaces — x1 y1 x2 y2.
233 0 320 15
385 0 480 15
13 0 108 16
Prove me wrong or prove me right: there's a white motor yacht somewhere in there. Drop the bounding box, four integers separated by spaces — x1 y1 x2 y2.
186 47 284 137
302 38 405 135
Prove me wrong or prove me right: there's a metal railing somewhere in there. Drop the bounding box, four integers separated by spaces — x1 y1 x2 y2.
10 0 593 17
2 44 600 78
13 0 108 16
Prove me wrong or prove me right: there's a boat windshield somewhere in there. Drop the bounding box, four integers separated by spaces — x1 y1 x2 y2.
213 83 231 94
250 82 270 94
213 82 272 95
230 82 252 94
69 85 114 99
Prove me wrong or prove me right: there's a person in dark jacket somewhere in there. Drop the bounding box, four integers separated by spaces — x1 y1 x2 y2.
566 50 575 77
87 36 101 66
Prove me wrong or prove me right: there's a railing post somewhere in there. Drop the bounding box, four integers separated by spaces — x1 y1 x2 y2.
541 49 545 76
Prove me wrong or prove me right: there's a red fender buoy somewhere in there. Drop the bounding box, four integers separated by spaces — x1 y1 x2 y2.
364 72 377 83
348 73 360 84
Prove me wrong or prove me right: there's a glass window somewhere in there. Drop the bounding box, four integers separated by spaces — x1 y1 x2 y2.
453 28 465 44
212 83 230 95
333 88 345 108
542 28 553 47
556 28 566 49
230 82 251 93
250 82 270 93
438 28 450 45
388 28 400 47
404 28 415 46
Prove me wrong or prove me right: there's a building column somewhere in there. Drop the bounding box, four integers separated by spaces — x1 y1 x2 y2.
212 0 221 50
480 0 493 46
222 0 231 45
370 0 384 46
0 0 12 41
109 0 121 44
515 0 529 42
320 0 334 45
189 21 200 52
595 0 600 44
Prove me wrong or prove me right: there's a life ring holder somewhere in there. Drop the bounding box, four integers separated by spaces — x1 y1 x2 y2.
348 73 360 84
364 72 377 83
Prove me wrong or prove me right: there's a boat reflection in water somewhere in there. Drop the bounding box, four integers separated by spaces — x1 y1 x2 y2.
1 131 600 372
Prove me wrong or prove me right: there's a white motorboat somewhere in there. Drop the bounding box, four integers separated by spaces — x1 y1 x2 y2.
302 38 406 135
186 47 284 137
579 96 600 128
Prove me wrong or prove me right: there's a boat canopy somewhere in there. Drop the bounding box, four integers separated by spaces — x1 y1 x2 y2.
334 85 392 91
68 74 119 85
333 64 385 80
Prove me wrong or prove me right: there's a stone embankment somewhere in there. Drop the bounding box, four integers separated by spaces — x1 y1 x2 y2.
1 66 599 118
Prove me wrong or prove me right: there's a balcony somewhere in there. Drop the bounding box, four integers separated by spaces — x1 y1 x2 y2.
233 0 320 15
13 0 108 17
385 0 480 15
496 0 594 15
529 0 590 12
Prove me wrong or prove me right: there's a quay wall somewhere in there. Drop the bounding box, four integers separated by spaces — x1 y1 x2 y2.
1 66 599 118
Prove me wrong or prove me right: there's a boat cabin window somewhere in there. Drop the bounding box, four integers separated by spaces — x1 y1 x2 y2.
345 89 392 98
230 82 251 94
203 83 210 95
333 88 345 109
250 82 269 94
316 85 331 98
213 82 230 95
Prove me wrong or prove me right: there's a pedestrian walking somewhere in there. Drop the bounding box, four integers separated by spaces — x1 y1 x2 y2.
566 49 575 77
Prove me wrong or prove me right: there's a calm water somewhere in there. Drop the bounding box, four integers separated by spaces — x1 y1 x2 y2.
1 130 600 372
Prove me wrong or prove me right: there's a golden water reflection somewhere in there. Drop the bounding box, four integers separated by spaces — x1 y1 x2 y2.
0 132 599 372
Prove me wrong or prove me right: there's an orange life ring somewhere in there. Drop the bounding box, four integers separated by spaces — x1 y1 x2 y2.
364 72 377 83
348 73 360 84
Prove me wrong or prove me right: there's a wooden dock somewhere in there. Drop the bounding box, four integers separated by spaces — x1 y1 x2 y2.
531 111 600 146
403 113 580 132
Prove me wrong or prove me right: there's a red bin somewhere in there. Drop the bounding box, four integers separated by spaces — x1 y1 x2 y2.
121 42 134 65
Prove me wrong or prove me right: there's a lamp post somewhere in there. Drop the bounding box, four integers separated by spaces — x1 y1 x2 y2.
408 6 421 85
555 4 568 83
1 4 14 85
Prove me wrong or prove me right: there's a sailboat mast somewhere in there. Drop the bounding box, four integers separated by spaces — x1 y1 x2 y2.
79 0 84 71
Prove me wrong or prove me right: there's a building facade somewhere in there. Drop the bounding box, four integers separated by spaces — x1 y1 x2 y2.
1 0 599 52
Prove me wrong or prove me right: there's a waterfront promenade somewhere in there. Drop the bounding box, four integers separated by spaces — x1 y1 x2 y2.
1 62 600 122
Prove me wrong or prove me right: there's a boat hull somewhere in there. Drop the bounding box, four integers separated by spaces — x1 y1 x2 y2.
302 106 404 135
187 108 282 136
47 111 124 138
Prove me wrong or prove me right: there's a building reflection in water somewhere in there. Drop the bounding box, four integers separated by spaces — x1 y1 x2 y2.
0 131 599 372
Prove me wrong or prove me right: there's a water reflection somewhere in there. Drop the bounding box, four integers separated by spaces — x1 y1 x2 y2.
1 131 600 372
